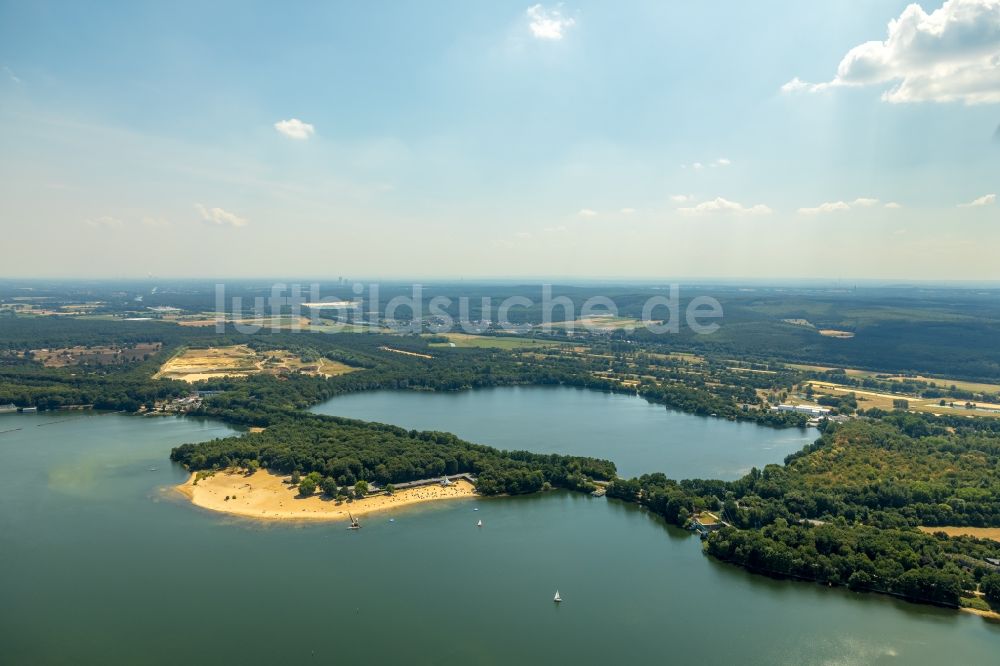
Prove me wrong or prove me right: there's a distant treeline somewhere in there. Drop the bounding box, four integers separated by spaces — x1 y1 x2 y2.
7 282 1000 380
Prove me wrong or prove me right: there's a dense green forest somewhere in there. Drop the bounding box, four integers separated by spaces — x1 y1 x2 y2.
171 414 615 496
605 413 1000 607
703 521 995 607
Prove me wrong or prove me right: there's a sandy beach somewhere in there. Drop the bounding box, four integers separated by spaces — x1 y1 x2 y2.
176 469 477 521
961 606 1000 622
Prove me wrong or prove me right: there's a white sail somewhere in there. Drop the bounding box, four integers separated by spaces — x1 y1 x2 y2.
477 519 483 527
553 590 562 602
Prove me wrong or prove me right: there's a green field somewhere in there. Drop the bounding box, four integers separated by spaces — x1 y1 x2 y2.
426 333 565 350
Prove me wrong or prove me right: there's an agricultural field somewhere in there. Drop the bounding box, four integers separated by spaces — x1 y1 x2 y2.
154 345 356 383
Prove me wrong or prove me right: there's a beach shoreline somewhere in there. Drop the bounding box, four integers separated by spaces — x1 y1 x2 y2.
175 469 477 522
961 606 1000 622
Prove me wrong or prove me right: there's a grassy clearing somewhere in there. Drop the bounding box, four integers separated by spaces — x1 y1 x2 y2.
173 315 313 329
426 333 565 350
315 358 357 377
844 371 1000 395
789 364 1000 396
648 351 705 364
546 315 646 331
918 526 1000 542
803 380 1000 419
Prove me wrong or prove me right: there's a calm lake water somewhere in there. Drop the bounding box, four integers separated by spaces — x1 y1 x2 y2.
312 386 817 479
2 399 999 665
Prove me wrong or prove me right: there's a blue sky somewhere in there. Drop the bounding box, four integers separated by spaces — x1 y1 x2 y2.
1 0 998 279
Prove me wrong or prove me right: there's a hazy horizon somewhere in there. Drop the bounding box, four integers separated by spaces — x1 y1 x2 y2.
2 0 998 280
6 275 1000 290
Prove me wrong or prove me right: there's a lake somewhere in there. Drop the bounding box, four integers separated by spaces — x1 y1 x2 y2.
1 401 998 664
312 385 817 479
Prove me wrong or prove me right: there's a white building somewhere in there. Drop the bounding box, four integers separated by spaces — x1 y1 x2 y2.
775 404 831 417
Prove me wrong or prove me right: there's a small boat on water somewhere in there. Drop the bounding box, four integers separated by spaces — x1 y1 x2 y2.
553 590 562 603
347 511 361 530
476 519 483 527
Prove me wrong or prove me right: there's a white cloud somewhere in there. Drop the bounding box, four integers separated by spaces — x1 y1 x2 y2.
798 201 852 215
959 193 997 207
526 4 576 40
798 198 881 214
885 201 903 209
195 203 248 228
679 197 772 216
515 231 533 239
683 158 730 170
3 66 20 84
670 194 691 203
85 216 124 229
273 118 316 140
620 207 636 214
781 77 811 93
577 208 598 217
782 0 1000 105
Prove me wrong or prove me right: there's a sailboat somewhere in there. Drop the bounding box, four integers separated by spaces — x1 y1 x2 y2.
476 519 483 527
347 510 361 530
553 590 562 603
